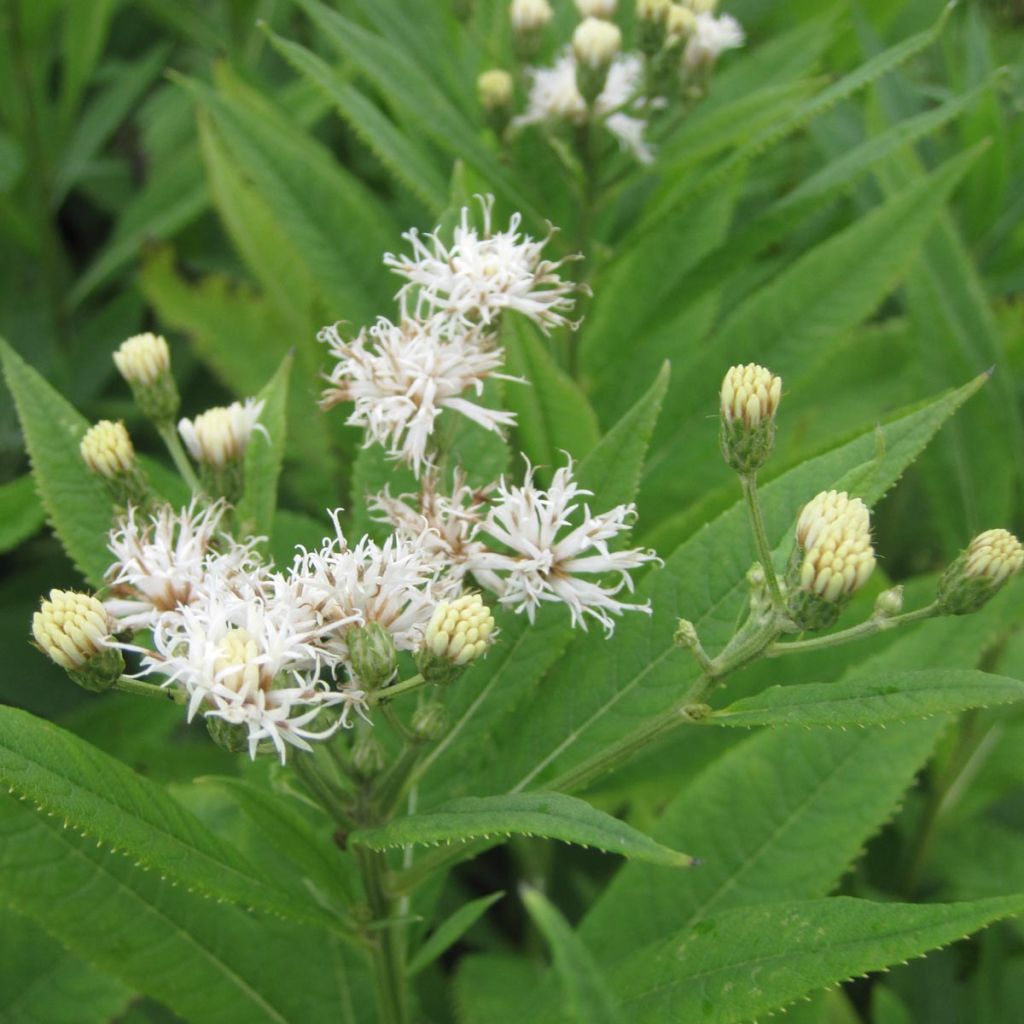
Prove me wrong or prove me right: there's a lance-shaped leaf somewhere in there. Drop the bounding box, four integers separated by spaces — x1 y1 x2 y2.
350 793 695 868
710 669 1024 728
0 339 113 584
607 896 1024 1024
407 892 505 977
0 707 348 935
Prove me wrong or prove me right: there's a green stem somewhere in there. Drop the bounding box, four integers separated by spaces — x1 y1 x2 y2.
740 473 786 614
157 422 201 494
292 755 354 830
355 847 408 1024
373 744 425 819
114 676 187 704
370 674 427 706
766 603 940 658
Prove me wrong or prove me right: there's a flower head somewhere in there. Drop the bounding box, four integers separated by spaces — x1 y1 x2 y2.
938 528 1024 615
33 590 113 671
178 398 266 468
510 0 553 33
104 500 263 630
478 69 514 111
80 420 136 480
464 461 660 634
719 363 782 474
795 490 870 554
576 0 617 16
114 333 170 387
573 17 622 69
683 12 744 71
416 593 496 683
384 197 580 335
516 52 655 164
319 316 516 475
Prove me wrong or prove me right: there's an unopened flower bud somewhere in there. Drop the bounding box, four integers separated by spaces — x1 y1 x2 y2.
352 733 387 779
32 589 124 692
178 398 266 501
573 17 621 102
477 69 515 136
673 618 700 649
416 593 495 685
636 0 671 53
787 492 875 631
938 529 1024 615
412 701 450 742
719 363 782 474
666 4 697 44
206 715 250 754
113 333 179 424
347 622 398 690
575 0 617 18
80 420 136 480
511 0 552 58
685 0 717 13
874 586 904 619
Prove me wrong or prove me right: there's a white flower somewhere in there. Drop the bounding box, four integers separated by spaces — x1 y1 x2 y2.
383 196 581 334
515 52 655 164
104 500 263 630
289 511 444 674
113 333 170 387
510 0 553 33
683 12 744 71
139 579 360 762
318 316 516 475
573 17 622 68
369 468 491 582
178 398 267 468
464 461 660 634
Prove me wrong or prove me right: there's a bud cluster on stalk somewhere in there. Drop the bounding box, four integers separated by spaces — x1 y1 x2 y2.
80 419 150 507
719 362 782 474
32 589 124 692
416 593 495 685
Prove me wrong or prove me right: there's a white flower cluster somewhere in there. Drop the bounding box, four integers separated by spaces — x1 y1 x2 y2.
374 460 661 636
322 196 579 475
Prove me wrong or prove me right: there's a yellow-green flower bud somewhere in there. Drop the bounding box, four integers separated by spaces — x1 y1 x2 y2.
719 363 782 474
206 716 250 754
573 17 621 102
873 585 904 619
347 622 398 690
113 333 179 425
685 0 717 13
575 0 617 18
177 398 265 502
477 68 515 136
510 0 553 58
787 492 875 631
938 529 1024 615
416 593 495 685
352 733 387 779
636 0 671 54
80 420 136 480
412 701 450 742
32 589 124 692
666 4 697 44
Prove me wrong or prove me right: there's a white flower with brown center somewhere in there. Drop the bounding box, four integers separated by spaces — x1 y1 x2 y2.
464 462 660 633
319 316 516 475
104 500 263 630
383 196 581 334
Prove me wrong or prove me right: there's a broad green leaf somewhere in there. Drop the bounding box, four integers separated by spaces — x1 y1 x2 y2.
455 955 548 1024
0 474 44 553
237 354 292 544
0 907 130 1024
0 338 112 584
0 707 347 934
521 887 624 1024
711 669 1024 728
414 366 670 803
491 374 986 795
407 891 504 977
503 319 600 476
641 145 983 522
607 896 1024 1024
350 793 695 868
0 796 369 1024
265 28 449 213
57 0 118 125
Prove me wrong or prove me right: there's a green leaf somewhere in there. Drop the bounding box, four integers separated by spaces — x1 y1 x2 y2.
264 28 449 213
490 374 986 794
350 792 695 867
0 475 45 553
0 707 347 934
607 896 1024 1023
711 669 1024 728
413 366 670 803
0 338 113 584
0 796 370 1024
503 319 600 477
0 907 130 1024
521 887 625 1024
237 354 292 545
407 891 504 977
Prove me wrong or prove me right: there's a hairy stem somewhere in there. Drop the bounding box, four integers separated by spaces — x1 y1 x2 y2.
370 674 428 705
766 603 940 657
740 473 786 614
355 846 408 1024
157 422 202 493
114 676 187 703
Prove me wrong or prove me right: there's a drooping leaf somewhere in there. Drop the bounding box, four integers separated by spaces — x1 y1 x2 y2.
350 792 695 868
0 339 113 584
0 706 348 934
407 891 504 977
607 896 1024 1024
710 669 1024 728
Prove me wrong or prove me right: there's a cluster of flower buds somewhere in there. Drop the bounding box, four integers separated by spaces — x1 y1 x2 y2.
80 419 150 507
938 529 1024 615
416 593 496 685
786 490 877 631
32 590 124 692
113 333 179 425
719 363 782 474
